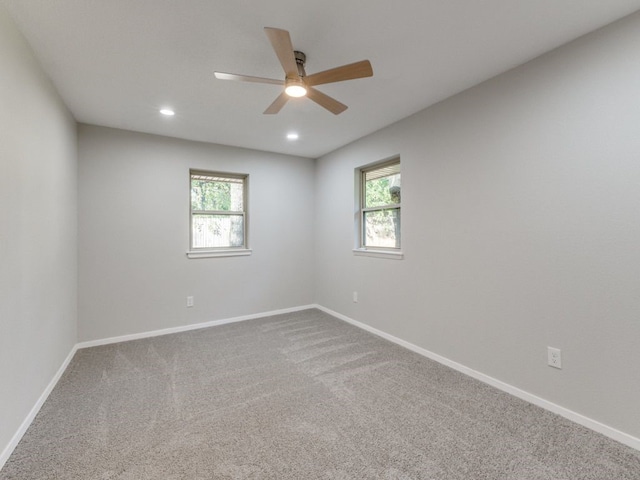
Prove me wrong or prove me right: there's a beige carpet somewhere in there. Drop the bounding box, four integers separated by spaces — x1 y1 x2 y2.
2 308 639 479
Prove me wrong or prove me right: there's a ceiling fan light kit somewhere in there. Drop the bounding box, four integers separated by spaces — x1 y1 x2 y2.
284 78 307 97
214 27 373 115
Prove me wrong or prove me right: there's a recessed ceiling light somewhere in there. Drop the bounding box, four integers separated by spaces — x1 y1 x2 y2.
160 108 175 116
287 133 299 140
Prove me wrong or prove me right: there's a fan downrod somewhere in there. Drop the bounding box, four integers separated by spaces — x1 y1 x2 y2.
294 51 306 76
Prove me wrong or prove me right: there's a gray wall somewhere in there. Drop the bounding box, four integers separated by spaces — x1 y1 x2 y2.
315 12 640 439
3 2 640 457
0 8 78 456
78 125 315 341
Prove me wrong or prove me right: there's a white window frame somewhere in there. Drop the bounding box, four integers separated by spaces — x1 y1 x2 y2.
354 158 403 260
187 170 251 259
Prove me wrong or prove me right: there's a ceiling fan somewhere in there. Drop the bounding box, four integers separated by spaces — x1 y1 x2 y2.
214 27 373 115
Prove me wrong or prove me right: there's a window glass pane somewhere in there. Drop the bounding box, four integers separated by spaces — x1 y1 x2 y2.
191 177 244 212
363 208 400 248
364 172 401 208
192 214 244 248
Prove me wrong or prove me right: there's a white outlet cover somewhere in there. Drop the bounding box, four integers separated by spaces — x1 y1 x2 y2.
547 347 562 369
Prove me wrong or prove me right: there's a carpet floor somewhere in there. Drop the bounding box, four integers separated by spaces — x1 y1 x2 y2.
1 308 639 479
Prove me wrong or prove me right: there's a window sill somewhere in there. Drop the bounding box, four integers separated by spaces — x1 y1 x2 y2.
187 249 252 259
353 248 404 260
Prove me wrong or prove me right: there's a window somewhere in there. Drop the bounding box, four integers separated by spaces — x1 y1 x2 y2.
189 170 249 256
358 159 401 254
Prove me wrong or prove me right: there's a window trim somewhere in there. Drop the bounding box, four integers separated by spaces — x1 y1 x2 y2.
186 249 252 259
355 157 403 259
187 169 251 258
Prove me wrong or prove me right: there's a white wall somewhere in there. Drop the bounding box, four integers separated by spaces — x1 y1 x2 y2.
0 7 78 459
78 125 315 341
315 12 640 440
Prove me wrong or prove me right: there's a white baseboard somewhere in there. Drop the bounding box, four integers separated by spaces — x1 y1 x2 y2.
313 304 640 452
77 304 317 349
0 344 79 471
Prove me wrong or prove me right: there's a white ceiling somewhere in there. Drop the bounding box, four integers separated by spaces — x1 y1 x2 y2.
3 1 640 158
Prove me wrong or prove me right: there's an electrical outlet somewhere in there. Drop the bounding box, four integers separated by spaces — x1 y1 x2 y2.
186 296 194 308
547 347 562 369
353 291 358 303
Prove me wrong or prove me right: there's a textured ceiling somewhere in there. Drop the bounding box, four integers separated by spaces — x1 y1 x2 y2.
3 0 640 158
